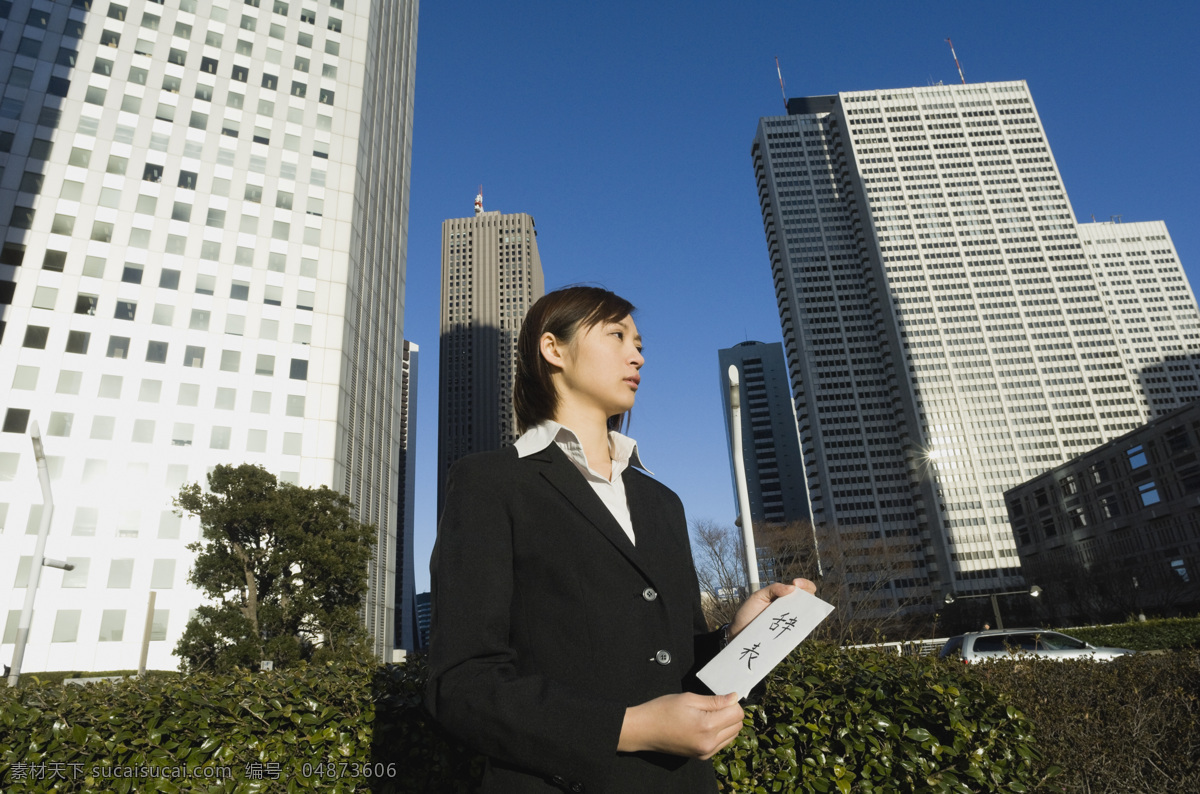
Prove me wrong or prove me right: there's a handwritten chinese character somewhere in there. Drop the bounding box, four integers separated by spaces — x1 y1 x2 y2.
739 643 761 670
769 612 798 639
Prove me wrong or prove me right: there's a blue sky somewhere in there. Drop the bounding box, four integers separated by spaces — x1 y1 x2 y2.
403 1 1200 592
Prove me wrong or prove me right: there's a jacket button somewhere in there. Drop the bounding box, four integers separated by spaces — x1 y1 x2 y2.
641 587 658 601
654 649 672 665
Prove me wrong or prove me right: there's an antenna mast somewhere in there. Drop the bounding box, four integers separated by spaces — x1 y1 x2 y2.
945 38 966 85
775 56 788 111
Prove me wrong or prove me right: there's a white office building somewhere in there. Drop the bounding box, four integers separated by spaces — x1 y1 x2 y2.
0 0 418 671
752 80 1200 609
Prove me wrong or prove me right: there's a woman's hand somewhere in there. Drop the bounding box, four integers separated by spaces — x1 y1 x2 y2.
728 578 817 641
618 692 744 759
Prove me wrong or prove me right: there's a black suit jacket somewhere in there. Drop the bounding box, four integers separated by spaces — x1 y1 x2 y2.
426 444 723 793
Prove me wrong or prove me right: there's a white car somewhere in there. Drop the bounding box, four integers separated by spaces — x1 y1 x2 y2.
938 628 1134 664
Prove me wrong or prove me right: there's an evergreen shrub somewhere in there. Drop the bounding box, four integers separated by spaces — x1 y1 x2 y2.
1064 615 1200 652
974 650 1200 793
5 646 1194 793
714 643 1047 793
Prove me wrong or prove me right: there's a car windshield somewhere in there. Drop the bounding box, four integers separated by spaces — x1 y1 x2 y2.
1037 632 1088 650
939 636 964 658
974 633 1038 652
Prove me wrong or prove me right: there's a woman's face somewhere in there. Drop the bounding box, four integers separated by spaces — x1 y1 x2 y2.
557 315 644 420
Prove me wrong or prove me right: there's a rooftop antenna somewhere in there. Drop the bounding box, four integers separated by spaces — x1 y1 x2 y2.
775 56 788 111
945 38 966 85
474 185 483 215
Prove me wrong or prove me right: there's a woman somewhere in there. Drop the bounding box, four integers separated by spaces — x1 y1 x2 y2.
428 286 815 793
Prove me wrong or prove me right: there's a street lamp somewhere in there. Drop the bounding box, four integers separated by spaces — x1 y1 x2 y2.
943 585 1041 631
8 422 73 688
726 365 761 594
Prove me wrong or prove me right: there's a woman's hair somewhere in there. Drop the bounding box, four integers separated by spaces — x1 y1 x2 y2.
514 286 636 433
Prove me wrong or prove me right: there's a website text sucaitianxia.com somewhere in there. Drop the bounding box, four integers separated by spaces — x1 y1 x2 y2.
6 761 399 784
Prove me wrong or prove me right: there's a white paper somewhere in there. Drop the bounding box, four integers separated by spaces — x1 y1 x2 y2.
696 589 835 697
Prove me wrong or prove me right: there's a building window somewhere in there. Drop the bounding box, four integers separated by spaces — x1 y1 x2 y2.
22 326 49 349
2 409 30 434
115 301 137 321
1172 559 1190 583
52 610 82 643
51 214 75 235
146 341 168 364
46 412 73 437
106 336 130 359
210 426 232 450
107 559 134 589
1138 481 1160 507
131 419 155 444
98 610 125 642
1127 445 1148 470
66 331 90 354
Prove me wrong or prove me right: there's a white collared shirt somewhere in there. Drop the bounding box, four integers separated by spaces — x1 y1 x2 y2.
514 420 649 545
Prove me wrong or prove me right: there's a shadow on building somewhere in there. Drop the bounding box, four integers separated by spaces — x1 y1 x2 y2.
1006 378 1200 625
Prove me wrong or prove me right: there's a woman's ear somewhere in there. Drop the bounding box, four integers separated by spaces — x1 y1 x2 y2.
539 332 566 369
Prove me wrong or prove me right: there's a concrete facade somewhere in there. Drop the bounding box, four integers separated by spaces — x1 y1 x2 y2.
436 205 544 517
0 0 418 670
718 340 811 527
752 80 1200 612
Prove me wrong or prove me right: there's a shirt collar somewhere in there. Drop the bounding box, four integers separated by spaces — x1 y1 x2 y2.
515 419 650 473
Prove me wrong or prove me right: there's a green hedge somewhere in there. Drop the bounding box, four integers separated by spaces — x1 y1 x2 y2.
0 656 476 793
715 644 1046 793
1063 615 1200 652
3 647 1195 792
974 650 1200 793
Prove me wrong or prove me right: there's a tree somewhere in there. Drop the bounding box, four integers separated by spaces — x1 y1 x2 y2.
174 464 375 672
691 518 936 644
690 518 749 628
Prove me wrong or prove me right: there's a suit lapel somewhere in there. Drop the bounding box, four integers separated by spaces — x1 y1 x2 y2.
530 444 658 585
624 468 677 584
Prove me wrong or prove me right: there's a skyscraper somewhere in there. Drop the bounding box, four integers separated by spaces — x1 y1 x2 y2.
718 340 810 527
437 195 544 516
394 339 418 653
1 0 418 670
752 80 1200 609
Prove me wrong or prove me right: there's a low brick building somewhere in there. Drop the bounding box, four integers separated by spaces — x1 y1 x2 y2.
1006 401 1200 623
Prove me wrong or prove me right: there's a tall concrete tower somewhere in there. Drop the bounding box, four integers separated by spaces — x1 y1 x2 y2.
718 340 811 527
437 195 545 516
752 80 1200 611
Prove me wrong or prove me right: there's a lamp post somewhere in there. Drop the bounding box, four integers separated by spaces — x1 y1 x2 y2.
727 365 761 594
943 585 1042 631
8 423 74 688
